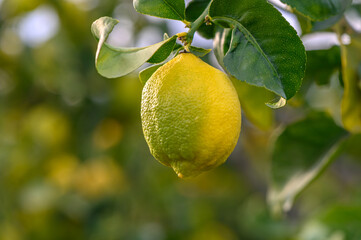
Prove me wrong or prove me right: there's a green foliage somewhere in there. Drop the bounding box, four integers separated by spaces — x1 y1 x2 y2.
185 0 215 39
188 46 211 57
1 0 361 238
298 13 344 34
139 64 164 85
90 0 361 215
341 36 361 133
94 0 307 101
294 0 352 34
299 204 361 240
213 28 287 110
92 17 177 78
269 112 348 214
210 0 306 100
133 0 186 21
265 96 287 109
319 204 361 239
213 28 232 69
342 134 361 159
280 0 352 21
305 46 341 86
231 78 275 130
214 29 276 128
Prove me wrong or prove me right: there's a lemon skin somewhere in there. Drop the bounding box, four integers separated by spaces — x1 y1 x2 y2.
141 53 241 178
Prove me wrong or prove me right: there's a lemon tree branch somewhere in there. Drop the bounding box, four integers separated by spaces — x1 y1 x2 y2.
180 1 212 50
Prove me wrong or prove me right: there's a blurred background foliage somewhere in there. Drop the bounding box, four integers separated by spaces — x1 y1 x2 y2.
0 0 361 239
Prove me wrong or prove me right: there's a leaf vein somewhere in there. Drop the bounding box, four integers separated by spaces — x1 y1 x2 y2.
162 0 184 20
215 16 283 92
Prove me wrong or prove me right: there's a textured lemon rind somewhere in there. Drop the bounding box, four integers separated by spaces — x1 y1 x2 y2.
141 53 242 178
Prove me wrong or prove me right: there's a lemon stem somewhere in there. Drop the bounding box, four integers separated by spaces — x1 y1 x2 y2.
186 1 212 47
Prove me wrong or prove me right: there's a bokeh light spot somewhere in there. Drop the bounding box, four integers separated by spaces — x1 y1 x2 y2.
93 118 123 150
18 5 60 47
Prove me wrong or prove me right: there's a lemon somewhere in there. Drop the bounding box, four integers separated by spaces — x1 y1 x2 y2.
141 53 241 178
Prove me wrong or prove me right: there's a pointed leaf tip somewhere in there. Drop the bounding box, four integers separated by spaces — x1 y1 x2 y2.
91 17 177 79
210 0 306 100
91 17 119 60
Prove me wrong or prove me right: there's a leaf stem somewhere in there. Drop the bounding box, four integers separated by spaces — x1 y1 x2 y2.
184 1 212 49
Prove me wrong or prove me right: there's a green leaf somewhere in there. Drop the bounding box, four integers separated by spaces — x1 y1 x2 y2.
138 46 209 86
305 46 341 85
214 28 285 112
299 204 361 240
215 29 274 129
91 16 119 50
319 205 361 239
296 14 313 35
189 46 211 57
91 17 177 78
312 14 345 31
291 48 342 109
281 0 352 21
133 0 185 21
185 0 215 39
209 0 306 100
213 28 232 69
231 78 274 130
297 12 346 34
352 3 361 15
341 36 361 133
139 64 164 86
265 96 287 109
295 0 352 34
147 37 179 64
268 112 348 214
341 134 361 160
305 76 343 124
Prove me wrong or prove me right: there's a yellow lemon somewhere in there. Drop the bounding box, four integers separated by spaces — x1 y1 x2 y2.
141 53 241 178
